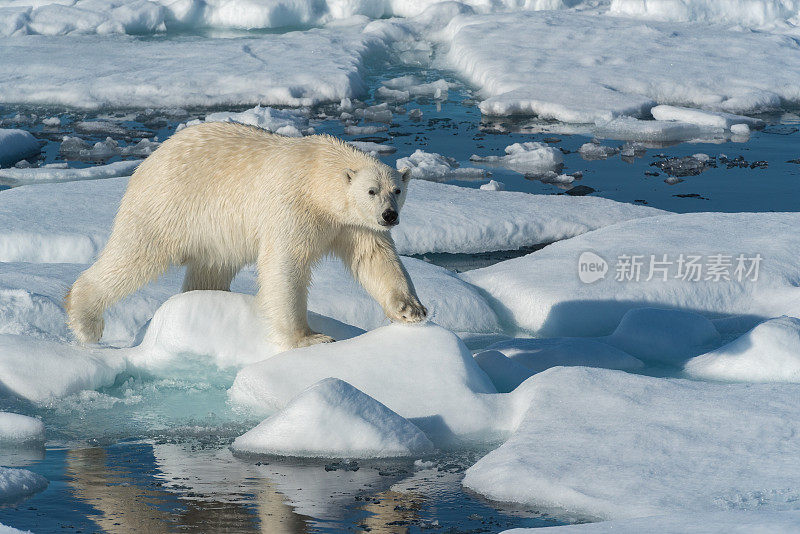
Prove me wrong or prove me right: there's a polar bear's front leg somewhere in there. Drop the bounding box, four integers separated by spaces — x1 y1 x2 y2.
256 247 334 350
333 229 427 324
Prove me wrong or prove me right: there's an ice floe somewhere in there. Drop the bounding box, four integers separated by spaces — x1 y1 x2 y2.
439 11 800 121
463 212 800 337
464 366 800 520
0 129 39 167
470 142 563 175
685 316 800 382
0 413 44 445
609 0 800 29
395 149 488 182
232 377 434 458
0 466 47 503
650 105 765 130
0 159 141 186
181 105 311 137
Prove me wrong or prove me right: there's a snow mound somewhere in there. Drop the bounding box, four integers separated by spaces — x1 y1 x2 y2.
650 105 765 130
129 290 364 373
473 350 534 393
463 212 800 337
0 129 39 167
309 256 500 334
487 337 644 374
464 366 800 520
606 307 721 363
609 0 800 29
470 142 563 175
501 510 800 533
439 11 800 121
0 159 141 186
0 175 662 262
0 334 126 404
686 316 800 382
0 466 47 504
229 323 500 442
395 149 488 182
0 413 44 445
0 28 384 108
232 378 434 458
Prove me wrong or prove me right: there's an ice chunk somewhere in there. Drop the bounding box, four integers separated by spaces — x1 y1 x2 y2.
0 334 126 403
686 316 800 382
0 160 141 186
229 323 500 442
462 212 800 337
0 129 39 167
464 367 800 519
479 179 504 191
579 142 619 161
348 140 396 155
343 124 387 135
606 308 721 363
651 105 765 130
199 106 309 137
594 117 719 142
471 142 563 175
395 149 488 182
473 350 534 393
232 378 434 458
439 11 800 120
0 413 44 445
0 176 662 262
487 337 644 374
0 466 47 503
731 123 750 136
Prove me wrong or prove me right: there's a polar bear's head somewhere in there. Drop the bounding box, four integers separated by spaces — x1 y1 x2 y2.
345 164 411 231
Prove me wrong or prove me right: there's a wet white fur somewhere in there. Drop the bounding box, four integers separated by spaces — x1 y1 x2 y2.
66 122 426 349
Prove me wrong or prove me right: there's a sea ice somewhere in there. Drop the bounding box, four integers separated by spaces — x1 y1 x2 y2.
650 105 765 130
0 466 47 503
184 105 311 137
0 129 39 167
0 413 44 445
487 337 644 374
685 316 800 382
462 212 800 337
464 366 800 520
579 142 619 160
231 378 434 458
395 149 488 181
609 0 800 29
479 179 504 191
472 350 534 393
470 142 563 175
0 160 141 186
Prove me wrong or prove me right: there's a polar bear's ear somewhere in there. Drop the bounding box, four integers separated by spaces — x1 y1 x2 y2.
345 168 356 183
399 167 411 183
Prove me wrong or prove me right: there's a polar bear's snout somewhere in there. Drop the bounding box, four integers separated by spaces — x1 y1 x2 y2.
381 209 398 226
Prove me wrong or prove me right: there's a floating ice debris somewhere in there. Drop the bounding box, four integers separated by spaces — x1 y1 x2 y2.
651 155 711 177
579 142 620 160
471 142 563 175
0 466 47 504
479 180 504 191
0 413 44 445
0 129 39 167
396 149 488 182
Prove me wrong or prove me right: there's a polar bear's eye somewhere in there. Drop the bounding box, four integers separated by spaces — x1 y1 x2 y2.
368 189 376 196
393 188 401 195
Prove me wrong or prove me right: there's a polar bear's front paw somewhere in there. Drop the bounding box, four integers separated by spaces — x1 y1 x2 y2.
387 294 428 324
294 333 336 348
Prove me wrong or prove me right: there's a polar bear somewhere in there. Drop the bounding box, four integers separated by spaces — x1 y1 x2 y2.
65 122 427 349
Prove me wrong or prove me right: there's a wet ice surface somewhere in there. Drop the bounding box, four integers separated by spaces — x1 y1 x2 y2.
1 63 800 532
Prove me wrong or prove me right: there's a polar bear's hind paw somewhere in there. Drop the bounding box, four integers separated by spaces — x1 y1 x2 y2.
294 333 336 348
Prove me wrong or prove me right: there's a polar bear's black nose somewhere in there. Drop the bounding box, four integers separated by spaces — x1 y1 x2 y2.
382 209 398 225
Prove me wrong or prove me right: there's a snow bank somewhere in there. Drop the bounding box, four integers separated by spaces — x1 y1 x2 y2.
0 466 47 503
0 334 126 403
463 212 800 337
0 412 44 445
464 366 800 520
606 307 721 363
0 129 39 167
395 149 488 182
609 0 800 29
129 290 363 373
309 256 500 333
470 142 563 175
232 378 434 458
650 105 765 130
686 316 800 382
0 28 383 108
229 323 501 442
439 11 800 121
0 413 44 445
473 350 534 393
0 160 141 186
0 175 662 262
487 337 644 374
501 510 800 533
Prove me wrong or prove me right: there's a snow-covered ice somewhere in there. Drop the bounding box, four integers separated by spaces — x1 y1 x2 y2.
479 179 504 191
609 0 800 29
486 337 644 374
464 366 800 520
182 105 311 137
0 466 47 503
0 129 39 167
0 413 44 445
395 149 488 181
463 212 800 337
686 316 800 382
470 142 563 175
438 11 800 121
650 105 765 130
0 175 662 262
232 377 434 458
0 159 141 186
472 350 534 393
